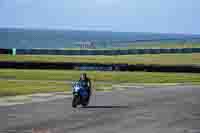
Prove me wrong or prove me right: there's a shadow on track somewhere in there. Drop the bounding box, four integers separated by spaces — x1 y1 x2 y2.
82 105 129 109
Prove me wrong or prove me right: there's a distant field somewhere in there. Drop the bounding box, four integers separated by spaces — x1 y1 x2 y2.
0 69 199 96
0 53 198 65
62 43 200 50
127 42 200 49
61 43 200 50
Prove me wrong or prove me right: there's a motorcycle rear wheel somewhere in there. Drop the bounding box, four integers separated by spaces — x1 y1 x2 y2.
81 102 88 107
81 97 89 107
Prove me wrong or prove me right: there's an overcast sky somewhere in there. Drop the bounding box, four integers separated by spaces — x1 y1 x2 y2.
0 0 200 34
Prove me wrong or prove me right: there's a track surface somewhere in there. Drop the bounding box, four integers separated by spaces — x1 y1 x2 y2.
1 85 200 133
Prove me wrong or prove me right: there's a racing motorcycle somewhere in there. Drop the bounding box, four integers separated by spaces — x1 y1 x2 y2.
72 82 89 108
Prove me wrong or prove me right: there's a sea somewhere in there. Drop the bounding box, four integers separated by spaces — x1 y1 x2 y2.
0 28 200 49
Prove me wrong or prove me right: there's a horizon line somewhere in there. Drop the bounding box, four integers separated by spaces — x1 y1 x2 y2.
0 26 200 36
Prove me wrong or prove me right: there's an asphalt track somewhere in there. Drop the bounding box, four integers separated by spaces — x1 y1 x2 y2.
1 85 200 133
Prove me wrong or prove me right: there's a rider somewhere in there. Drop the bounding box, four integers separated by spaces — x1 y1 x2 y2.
79 73 92 99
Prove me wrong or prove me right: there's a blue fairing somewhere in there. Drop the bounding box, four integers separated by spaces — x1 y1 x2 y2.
72 82 88 97
79 88 88 97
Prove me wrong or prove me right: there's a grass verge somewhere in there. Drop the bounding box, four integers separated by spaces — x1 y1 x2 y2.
0 80 70 97
0 69 199 83
0 79 112 97
0 69 200 97
0 53 199 65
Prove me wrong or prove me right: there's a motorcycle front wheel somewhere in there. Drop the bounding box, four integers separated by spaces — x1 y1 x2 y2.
72 96 79 108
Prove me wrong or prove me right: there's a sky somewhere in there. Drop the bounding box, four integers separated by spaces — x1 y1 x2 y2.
0 0 200 34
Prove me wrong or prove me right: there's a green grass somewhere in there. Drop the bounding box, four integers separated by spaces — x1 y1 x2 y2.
0 80 71 97
0 69 199 83
0 53 199 65
0 69 200 96
0 79 112 97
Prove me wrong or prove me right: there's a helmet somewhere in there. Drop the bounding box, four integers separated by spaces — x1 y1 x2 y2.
80 73 87 79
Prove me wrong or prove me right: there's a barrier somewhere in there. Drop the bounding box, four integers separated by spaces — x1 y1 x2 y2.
192 48 200 53
182 48 192 53
1 48 200 55
0 61 199 73
127 49 136 54
142 49 151 54
0 48 11 54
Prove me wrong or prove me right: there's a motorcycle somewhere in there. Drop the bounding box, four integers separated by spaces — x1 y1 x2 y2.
72 82 89 108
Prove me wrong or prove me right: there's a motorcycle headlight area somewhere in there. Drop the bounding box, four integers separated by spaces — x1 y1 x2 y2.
74 86 80 92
